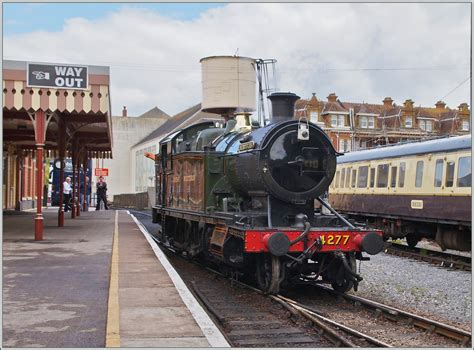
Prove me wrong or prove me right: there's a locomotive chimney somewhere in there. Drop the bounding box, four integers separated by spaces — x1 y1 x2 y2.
268 92 300 123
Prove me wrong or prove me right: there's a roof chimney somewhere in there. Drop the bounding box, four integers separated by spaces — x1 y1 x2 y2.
327 93 337 103
383 97 393 109
122 106 128 117
458 103 469 113
435 100 446 110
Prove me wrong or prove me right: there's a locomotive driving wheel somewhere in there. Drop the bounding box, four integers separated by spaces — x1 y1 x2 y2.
331 253 357 293
256 255 283 294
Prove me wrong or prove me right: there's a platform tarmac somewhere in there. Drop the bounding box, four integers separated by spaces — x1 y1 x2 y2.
3 207 228 348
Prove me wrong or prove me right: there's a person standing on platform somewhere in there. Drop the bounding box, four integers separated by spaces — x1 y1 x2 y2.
96 176 108 210
63 177 72 212
80 176 91 210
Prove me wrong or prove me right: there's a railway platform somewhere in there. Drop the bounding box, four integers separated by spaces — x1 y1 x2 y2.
3 208 228 348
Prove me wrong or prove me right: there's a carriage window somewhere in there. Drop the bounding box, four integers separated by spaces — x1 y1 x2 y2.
415 161 424 187
434 159 443 187
445 161 455 187
376 164 389 187
369 168 375 188
335 171 340 188
351 169 357 188
357 166 368 188
390 166 397 188
345 167 351 188
398 162 406 188
457 157 471 187
340 168 345 188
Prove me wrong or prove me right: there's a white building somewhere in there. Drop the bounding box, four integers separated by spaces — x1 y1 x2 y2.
101 106 169 197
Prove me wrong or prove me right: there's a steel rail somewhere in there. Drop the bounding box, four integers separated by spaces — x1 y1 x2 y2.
385 243 471 271
315 284 472 347
275 294 391 347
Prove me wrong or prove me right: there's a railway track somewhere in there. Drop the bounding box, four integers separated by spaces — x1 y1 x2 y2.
385 242 471 271
131 211 471 348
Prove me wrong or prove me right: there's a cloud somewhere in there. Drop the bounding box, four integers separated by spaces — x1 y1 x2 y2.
4 3 470 116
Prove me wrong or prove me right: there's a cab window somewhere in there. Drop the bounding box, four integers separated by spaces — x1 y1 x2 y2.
445 161 455 187
415 161 424 187
398 162 406 188
357 166 369 188
457 157 471 187
434 159 443 187
376 164 389 188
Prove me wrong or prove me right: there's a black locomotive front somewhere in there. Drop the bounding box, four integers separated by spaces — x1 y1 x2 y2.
153 91 384 294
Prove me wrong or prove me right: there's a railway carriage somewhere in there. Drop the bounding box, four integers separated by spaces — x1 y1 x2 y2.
329 135 471 251
152 92 384 294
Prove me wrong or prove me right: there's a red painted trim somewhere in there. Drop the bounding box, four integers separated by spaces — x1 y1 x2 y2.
3 69 26 81
89 74 109 85
23 82 32 111
91 85 100 113
74 90 83 112
5 80 14 109
244 229 382 253
57 90 66 111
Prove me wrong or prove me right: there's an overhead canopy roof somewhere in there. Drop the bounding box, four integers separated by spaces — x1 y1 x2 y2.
3 60 113 158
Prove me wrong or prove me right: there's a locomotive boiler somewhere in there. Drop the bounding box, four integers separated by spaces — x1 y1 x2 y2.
152 92 384 294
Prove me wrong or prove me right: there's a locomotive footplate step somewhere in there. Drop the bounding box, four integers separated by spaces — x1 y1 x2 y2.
114 210 229 347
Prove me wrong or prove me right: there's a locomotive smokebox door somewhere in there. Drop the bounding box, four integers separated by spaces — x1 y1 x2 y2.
297 118 310 141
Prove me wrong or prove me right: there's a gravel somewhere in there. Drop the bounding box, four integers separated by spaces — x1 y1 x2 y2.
353 251 471 330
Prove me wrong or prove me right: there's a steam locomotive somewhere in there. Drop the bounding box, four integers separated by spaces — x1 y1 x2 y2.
152 92 384 294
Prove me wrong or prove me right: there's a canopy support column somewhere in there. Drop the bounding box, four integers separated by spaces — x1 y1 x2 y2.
58 118 66 227
15 147 23 211
28 110 52 240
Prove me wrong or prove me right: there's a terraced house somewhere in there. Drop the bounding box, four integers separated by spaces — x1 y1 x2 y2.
295 93 471 152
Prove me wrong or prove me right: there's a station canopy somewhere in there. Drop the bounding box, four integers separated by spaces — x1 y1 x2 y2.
3 60 113 159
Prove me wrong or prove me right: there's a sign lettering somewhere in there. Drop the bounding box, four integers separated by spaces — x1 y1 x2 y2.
94 168 109 177
27 62 88 90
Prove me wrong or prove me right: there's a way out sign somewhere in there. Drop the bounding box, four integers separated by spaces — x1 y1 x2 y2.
27 62 88 90
95 168 109 177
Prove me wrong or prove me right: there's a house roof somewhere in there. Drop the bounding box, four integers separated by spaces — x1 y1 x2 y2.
137 106 170 120
134 103 223 147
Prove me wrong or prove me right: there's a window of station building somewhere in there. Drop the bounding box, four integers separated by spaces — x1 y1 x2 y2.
335 170 340 188
351 169 357 188
360 116 367 128
434 159 443 187
310 111 319 123
398 162 406 188
462 120 470 131
376 164 389 187
369 168 375 188
357 166 369 188
445 161 455 187
390 166 397 188
405 116 413 128
457 156 471 187
331 115 338 127
368 117 375 129
340 168 346 188
415 161 424 187
345 167 351 188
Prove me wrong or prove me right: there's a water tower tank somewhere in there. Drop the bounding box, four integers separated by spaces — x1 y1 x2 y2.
200 56 257 114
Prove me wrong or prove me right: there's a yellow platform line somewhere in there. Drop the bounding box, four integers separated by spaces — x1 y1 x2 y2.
106 210 120 347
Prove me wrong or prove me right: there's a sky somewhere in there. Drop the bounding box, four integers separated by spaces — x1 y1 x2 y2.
3 2 471 117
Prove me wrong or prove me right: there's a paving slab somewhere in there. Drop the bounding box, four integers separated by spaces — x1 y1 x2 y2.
3 208 115 348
